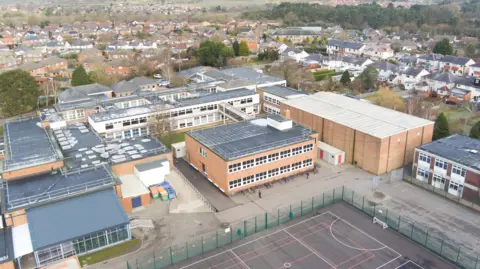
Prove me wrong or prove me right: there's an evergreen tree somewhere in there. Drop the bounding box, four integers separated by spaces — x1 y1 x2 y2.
0 69 40 116
470 121 480 139
432 38 454 55
232 40 240 57
238 41 250 56
340 70 351 84
433 113 450 140
71 66 91 86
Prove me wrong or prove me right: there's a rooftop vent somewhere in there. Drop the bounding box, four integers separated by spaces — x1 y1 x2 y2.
474 77 480 86
267 115 292 131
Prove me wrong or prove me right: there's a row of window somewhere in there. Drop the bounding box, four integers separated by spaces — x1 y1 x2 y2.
227 97 253 106
418 152 467 177
264 95 281 105
62 109 85 121
105 116 148 130
229 159 313 190
264 106 280 115
228 144 314 173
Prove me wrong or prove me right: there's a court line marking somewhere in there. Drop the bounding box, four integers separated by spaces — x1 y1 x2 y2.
395 260 425 269
179 211 332 269
283 229 337 269
229 250 250 269
326 211 402 256
329 218 387 251
376 255 402 269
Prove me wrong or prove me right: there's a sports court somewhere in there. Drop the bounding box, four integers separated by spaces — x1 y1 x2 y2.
169 203 455 269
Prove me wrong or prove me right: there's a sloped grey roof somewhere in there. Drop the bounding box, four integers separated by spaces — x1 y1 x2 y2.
426 72 460 83
328 40 364 50
59 83 112 103
129 76 155 86
418 134 480 171
439 55 472 66
369 61 399 72
112 80 137 93
27 189 128 250
402 67 425 77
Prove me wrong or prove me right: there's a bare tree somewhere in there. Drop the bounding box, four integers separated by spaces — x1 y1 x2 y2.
148 107 174 138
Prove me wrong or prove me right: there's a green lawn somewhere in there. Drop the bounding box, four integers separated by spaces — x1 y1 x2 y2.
159 132 186 149
0 126 2 136
78 239 141 267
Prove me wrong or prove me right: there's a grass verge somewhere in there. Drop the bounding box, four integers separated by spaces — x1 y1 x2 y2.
78 239 141 267
159 132 186 149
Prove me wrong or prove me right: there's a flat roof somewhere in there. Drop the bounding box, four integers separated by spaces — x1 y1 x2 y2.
283 92 433 139
259 85 306 98
90 89 256 123
187 116 315 161
220 67 286 85
3 165 117 212
55 123 169 170
26 189 129 250
119 174 149 198
134 159 166 172
0 229 13 264
418 134 480 171
3 118 60 172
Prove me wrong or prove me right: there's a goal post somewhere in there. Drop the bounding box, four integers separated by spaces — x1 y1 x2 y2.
373 217 388 230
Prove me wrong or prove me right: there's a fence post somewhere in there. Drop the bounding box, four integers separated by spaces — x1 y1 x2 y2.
425 229 429 247
312 196 314 211
230 226 233 243
351 191 354 204
456 246 461 263
277 209 280 226
301 201 303 216
410 222 415 239
333 189 336 203
373 204 376 217
254 216 257 233
170 247 173 265
216 230 219 248
475 256 478 269
385 209 388 223
398 216 401 231
322 193 325 208
201 236 204 254
244 220 247 238
265 213 268 230
289 204 293 220
186 242 188 259
342 186 345 200
362 196 365 211
440 238 445 255
136 259 139 269
153 251 156 269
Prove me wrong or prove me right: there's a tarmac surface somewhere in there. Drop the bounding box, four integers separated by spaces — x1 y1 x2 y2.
168 203 456 269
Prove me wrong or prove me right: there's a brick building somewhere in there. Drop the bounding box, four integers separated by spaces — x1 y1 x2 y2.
412 134 480 203
281 92 434 175
256 85 306 115
185 115 317 195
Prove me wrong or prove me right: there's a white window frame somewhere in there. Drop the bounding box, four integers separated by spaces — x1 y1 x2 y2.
452 165 466 177
419 152 431 164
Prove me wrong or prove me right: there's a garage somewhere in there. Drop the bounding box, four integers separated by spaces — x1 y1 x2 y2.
317 141 345 165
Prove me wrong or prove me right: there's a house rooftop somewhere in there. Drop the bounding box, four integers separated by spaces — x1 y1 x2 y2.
283 92 433 139
259 85 306 98
58 83 112 103
328 39 364 50
418 134 480 171
2 165 117 212
3 118 61 172
187 116 315 161
26 189 128 250
221 67 285 85
129 76 156 86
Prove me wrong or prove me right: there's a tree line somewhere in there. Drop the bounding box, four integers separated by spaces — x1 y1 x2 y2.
243 2 480 37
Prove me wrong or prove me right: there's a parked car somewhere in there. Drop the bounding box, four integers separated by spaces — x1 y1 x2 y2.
153 74 162 79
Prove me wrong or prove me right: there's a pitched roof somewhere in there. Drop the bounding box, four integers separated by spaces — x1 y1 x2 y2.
418 134 480 171
129 76 156 86
328 39 364 50
58 83 112 103
439 55 473 66
402 67 426 77
26 189 128 250
112 80 137 93
426 72 460 83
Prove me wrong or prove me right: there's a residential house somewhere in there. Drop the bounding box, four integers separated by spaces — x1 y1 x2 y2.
449 77 480 103
423 72 460 97
412 135 480 202
106 50 135 61
369 61 400 82
129 77 158 91
438 56 475 76
326 40 365 56
78 48 103 62
396 68 430 90
280 48 309 63
0 51 18 71
104 59 133 77
70 40 94 51
363 43 395 60
416 54 443 71
468 63 480 76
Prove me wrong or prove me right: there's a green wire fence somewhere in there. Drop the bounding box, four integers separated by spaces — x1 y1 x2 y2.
127 186 479 269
